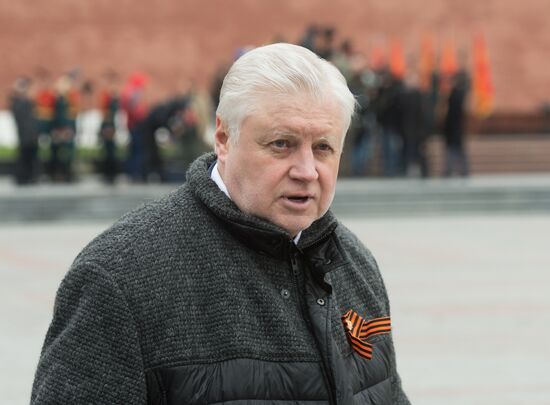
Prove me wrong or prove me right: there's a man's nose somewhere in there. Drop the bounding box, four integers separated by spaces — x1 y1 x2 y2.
289 148 319 182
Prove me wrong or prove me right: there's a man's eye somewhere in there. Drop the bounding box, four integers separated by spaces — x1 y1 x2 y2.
271 139 290 149
316 143 333 152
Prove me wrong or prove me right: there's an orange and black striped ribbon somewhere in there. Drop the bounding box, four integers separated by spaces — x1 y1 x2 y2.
341 309 392 360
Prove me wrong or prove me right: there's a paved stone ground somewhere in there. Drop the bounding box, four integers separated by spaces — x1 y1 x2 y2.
1 215 550 404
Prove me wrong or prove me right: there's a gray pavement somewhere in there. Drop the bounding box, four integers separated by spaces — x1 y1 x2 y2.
2 214 550 404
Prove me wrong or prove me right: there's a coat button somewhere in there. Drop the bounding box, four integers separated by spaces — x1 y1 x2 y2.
281 289 290 299
316 298 325 306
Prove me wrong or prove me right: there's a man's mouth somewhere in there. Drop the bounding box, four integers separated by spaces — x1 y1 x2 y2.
288 196 308 202
284 195 312 204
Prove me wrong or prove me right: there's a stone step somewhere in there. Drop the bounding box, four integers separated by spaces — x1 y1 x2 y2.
426 135 550 174
1 175 549 222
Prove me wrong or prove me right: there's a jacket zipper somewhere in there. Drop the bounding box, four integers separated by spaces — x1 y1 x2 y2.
289 249 337 405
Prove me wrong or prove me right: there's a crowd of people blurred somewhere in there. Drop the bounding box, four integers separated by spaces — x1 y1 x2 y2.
7 25 472 185
8 68 210 185
294 24 471 178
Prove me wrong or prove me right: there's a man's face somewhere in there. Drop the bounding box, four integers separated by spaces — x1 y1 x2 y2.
215 93 345 237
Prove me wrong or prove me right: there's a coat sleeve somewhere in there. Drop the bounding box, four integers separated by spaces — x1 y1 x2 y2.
348 235 410 405
368 254 411 405
30 262 147 404
389 344 410 405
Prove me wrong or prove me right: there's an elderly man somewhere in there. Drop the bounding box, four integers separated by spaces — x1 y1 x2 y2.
31 43 409 404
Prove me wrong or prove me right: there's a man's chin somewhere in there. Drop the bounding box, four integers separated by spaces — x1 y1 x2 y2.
274 216 316 238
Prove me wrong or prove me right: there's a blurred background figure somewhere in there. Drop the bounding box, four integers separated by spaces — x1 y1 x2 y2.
375 68 405 177
138 95 186 182
315 26 336 60
299 24 319 52
443 69 471 177
331 39 355 83
210 63 230 115
97 70 121 184
347 64 378 176
416 36 440 179
33 68 56 159
9 76 39 185
80 79 95 112
401 67 428 178
48 72 81 182
121 71 149 182
168 90 210 180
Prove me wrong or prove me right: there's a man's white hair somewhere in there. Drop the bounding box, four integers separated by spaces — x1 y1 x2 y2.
216 43 356 143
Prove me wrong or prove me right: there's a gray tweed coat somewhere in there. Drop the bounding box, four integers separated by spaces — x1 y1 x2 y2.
31 152 409 404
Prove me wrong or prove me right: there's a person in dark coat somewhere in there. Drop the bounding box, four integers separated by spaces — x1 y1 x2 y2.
31 43 409 404
9 77 39 184
138 96 190 182
49 75 80 182
347 69 378 176
401 79 429 177
443 70 470 177
98 71 121 184
121 72 149 182
375 70 405 176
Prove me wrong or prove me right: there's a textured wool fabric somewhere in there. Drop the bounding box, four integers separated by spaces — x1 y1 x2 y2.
31 152 409 404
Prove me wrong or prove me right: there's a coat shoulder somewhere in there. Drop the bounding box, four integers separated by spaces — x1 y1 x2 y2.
71 184 202 279
334 222 379 269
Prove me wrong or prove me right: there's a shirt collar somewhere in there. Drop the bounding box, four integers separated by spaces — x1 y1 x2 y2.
210 161 302 245
210 161 230 199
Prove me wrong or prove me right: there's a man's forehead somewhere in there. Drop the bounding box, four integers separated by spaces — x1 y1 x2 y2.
270 125 340 140
259 92 338 112
254 95 343 127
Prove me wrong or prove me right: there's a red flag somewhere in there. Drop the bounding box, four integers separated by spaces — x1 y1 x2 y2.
389 39 406 79
440 40 458 79
472 33 494 117
369 43 387 71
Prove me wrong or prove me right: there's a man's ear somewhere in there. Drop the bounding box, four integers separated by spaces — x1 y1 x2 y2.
214 116 230 164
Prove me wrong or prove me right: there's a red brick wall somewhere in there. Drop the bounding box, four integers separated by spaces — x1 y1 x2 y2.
2 0 549 112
